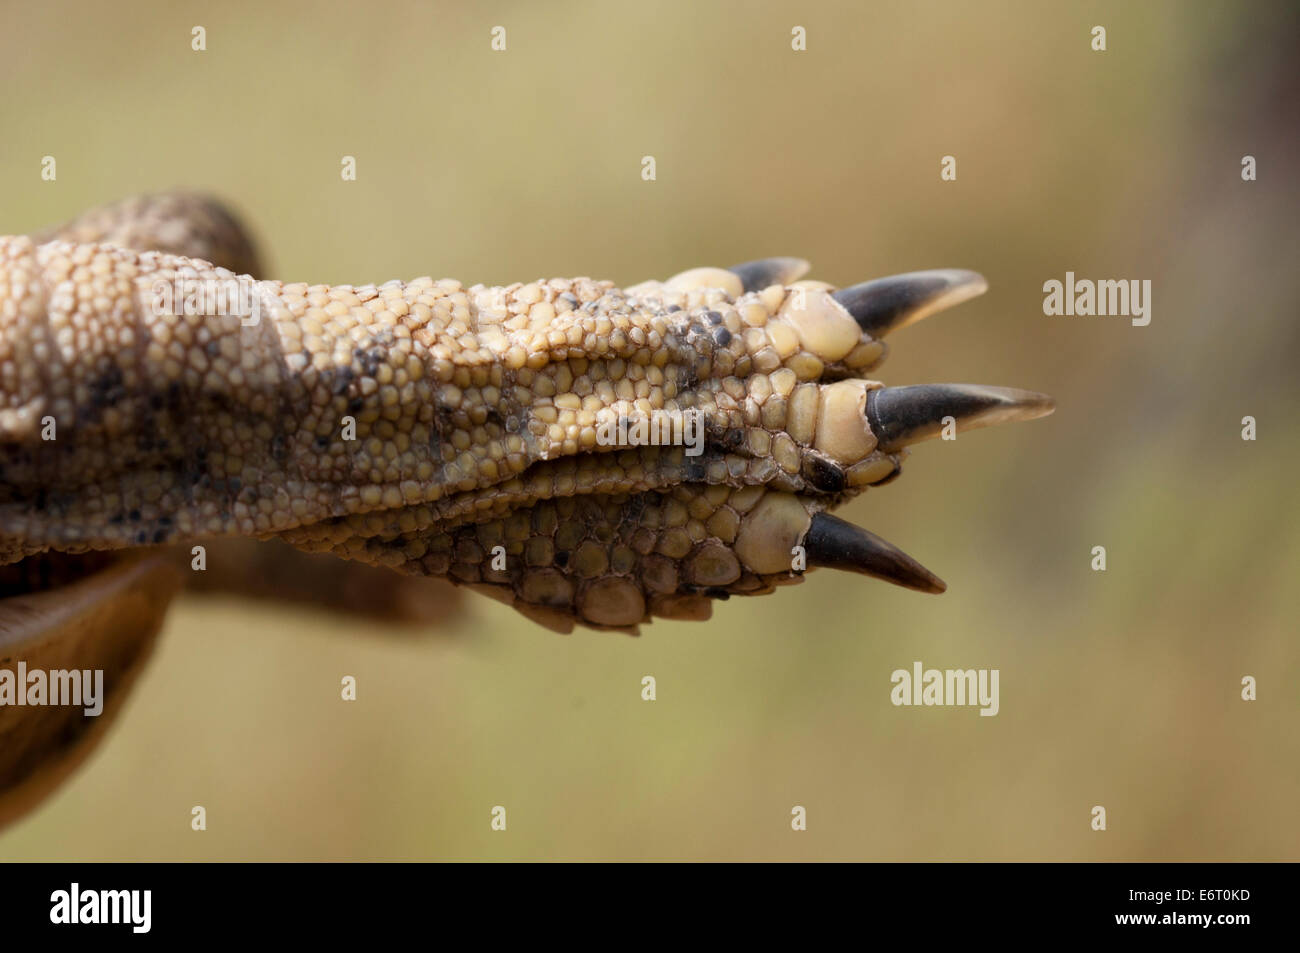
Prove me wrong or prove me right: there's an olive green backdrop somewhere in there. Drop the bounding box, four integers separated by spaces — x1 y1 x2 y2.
1 0 1296 860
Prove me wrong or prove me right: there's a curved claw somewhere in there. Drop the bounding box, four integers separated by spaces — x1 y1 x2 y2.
832 269 987 337
866 384 1056 451
803 512 946 593
728 257 811 292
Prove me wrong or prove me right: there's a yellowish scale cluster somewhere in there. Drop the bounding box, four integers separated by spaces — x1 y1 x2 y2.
0 214 909 630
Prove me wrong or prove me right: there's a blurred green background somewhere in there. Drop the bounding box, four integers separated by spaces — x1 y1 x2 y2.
1 0 1296 860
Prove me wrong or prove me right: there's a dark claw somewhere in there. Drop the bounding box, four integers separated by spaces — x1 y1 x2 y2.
727 257 811 292
802 454 846 493
866 384 1056 451
803 512 946 593
832 269 987 337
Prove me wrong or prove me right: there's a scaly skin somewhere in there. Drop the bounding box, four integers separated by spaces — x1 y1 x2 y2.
0 194 1055 633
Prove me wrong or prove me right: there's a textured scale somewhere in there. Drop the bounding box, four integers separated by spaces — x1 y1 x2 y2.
0 194 1055 633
